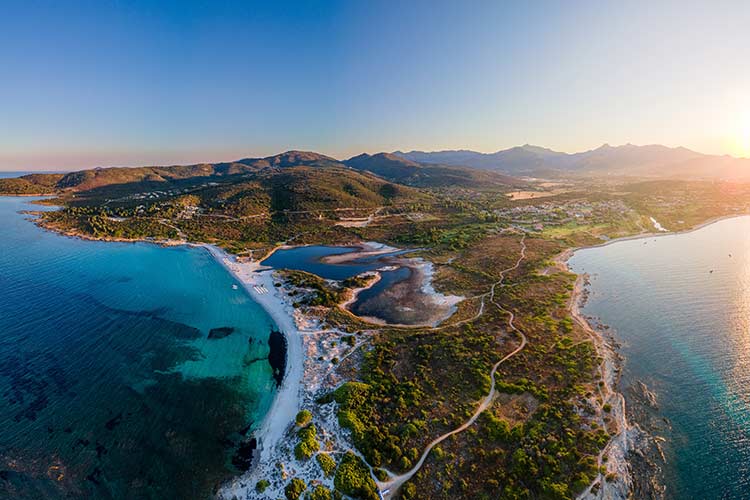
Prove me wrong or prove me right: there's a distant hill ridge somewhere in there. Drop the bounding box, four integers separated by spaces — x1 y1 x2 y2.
342 152 519 188
0 150 523 195
5 143 750 197
395 143 750 179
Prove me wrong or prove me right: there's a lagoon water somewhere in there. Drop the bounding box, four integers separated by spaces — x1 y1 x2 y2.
569 216 750 499
261 245 368 280
261 245 412 280
261 245 418 323
0 197 277 498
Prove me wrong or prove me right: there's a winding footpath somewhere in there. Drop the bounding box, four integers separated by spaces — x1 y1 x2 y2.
376 235 528 498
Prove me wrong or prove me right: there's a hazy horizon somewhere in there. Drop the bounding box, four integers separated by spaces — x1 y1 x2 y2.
2 0 750 170
2 141 747 174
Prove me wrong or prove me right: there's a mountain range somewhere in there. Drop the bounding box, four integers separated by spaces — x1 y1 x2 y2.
0 150 521 197
4 143 750 199
395 143 750 179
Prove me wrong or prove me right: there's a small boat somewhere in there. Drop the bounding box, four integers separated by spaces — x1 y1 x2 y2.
232 284 239 290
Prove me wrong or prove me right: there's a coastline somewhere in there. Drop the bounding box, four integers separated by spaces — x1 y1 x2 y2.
28 214 463 464
24 210 308 494
561 212 750 258
555 215 750 499
200 245 305 470
566 268 637 500
9 197 311 497
26 198 750 498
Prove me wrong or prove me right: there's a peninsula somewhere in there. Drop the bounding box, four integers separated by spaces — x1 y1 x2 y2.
8 148 750 499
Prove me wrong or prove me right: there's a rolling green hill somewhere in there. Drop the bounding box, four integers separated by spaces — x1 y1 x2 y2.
2 150 520 199
0 174 64 195
12 152 427 216
190 165 424 216
8 151 345 195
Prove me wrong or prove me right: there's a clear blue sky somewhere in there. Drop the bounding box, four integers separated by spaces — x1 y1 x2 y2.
2 0 749 170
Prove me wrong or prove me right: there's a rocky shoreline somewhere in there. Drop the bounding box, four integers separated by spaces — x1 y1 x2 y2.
563 256 666 500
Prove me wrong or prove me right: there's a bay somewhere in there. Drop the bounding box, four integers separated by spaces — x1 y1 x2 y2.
0 196 277 499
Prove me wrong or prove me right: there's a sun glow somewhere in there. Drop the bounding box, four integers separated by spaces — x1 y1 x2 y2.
740 120 750 158
729 110 750 158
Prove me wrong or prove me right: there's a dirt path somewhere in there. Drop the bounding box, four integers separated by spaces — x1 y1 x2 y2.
376 236 528 498
158 219 186 240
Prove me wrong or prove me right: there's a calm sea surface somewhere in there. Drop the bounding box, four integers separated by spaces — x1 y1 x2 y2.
569 216 750 499
0 197 276 498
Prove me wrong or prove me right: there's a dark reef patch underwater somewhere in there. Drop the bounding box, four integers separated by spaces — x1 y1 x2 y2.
0 197 278 499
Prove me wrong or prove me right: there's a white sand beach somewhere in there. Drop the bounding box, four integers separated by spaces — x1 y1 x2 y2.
202 245 304 465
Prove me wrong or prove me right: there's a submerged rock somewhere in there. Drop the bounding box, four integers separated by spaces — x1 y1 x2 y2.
267 329 286 388
231 438 257 472
207 327 236 340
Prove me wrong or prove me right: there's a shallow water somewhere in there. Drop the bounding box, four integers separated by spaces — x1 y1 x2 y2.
569 216 750 499
349 266 412 322
0 197 277 499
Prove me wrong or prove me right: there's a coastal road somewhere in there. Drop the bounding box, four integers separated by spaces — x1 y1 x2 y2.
376 235 528 498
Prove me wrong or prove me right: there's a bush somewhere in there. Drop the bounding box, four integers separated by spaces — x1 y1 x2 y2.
296 409 313 426
373 468 388 481
316 453 337 477
295 424 320 460
285 478 306 500
256 479 270 493
310 484 333 500
401 483 418 499
334 452 379 500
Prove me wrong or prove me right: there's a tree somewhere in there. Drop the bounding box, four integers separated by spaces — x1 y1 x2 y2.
316 453 337 477
285 478 306 500
310 484 333 500
334 452 379 500
296 409 313 426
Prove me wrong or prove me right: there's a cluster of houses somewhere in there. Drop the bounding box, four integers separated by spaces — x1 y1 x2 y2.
496 199 633 231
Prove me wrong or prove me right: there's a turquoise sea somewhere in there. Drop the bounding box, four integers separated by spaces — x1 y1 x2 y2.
569 216 750 499
0 196 277 498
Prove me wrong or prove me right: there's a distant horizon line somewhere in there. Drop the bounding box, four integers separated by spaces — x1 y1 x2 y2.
2 141 747 172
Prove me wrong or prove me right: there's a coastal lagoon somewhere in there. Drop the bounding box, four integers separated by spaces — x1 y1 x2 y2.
569 216 750 499
261 245 414 319
262 245 454 326
261 244 410 280
0 197 277 498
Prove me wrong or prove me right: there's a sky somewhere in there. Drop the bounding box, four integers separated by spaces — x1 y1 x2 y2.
1 0 750 170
